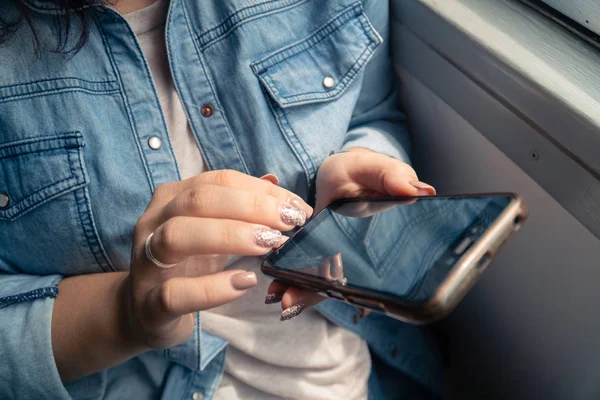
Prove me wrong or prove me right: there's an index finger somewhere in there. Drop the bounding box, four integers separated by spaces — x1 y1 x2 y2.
182 170 313 218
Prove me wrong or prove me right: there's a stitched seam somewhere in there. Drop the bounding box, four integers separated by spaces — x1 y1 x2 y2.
24 0 95 12
200 338 228 372
72 149 115 272
404 231 459 300
160 0 183 180
0 135 87 220
205 350 226 397
180 5 217 171
198 0 301 45
196 311 201 370
0 88 120 105
260 73 281 99
81 184 116 272
184 4 250 174
265 94 315 178
0 135 83 159
181 373 195 400
0 176 83 221
277 39 376 104
0 287 58 309
0 77 117 91
279 104 317 176
197 0 310 51
0 148 63 161
119 8 175 172
70 189 105 271
198 55 250 174
373 202 457 276
330 212 361 241
72 187 110 272
357 9 384 44
250 2 383 107
0 132 82 151
251 2 362 71
164 0 194 178
102 3 178 188
95 12 156 191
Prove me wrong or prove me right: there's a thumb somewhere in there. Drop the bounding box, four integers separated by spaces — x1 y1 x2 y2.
347 153 422 196
147 270 257 322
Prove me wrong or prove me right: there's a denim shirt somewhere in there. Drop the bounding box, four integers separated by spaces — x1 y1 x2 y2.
0 0 443 398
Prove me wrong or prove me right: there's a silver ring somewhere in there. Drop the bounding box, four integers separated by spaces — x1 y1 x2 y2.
145 232 177 269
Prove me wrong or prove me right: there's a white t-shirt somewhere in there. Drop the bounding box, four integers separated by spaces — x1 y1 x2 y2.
124 2 371 399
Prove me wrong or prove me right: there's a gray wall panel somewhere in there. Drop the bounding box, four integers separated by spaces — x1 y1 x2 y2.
391 0 600 398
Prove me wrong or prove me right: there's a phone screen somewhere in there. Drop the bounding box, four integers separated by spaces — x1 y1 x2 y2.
264 195 513 304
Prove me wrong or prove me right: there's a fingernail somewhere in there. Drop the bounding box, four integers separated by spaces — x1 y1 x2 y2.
231 271 257 290
359 308 372 319
265 292 284 304
254 228 282 247
278 235 289 247
288 196 312 215
280 303 305 321
279 204 306 226
331 253 343 279
288 197 303 208
260 174 279 185
409 180 436 194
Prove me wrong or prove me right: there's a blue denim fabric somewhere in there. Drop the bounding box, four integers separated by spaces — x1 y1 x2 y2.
0 0 441 398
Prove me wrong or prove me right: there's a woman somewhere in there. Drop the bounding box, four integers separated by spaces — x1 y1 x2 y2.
0 0 442 398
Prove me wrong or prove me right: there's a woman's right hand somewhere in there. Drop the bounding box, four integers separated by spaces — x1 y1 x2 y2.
123 170 312 350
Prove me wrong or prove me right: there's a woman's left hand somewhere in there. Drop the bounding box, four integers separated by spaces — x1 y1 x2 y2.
266 148 436 320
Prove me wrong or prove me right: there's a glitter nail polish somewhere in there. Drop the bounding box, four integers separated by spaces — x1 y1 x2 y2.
265 292 284 304
280 303 305 321
254 229 282 247
279 204 306 226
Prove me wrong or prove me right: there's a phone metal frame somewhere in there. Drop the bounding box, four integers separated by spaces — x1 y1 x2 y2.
261 193 528 324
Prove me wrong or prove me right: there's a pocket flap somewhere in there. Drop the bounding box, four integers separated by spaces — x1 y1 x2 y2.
0 132 87 221
251 2 382 108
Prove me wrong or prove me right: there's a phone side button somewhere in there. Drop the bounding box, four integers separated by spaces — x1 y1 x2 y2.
345 296 387 312
476 251 494 270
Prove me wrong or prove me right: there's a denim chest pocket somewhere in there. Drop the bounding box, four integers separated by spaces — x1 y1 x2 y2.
250 2 382 176
0 133 114 275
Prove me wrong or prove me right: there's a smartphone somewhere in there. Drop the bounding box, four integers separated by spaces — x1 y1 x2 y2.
262 193 527 324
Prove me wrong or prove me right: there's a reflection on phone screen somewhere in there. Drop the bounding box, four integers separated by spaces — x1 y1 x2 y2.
266 196 511 304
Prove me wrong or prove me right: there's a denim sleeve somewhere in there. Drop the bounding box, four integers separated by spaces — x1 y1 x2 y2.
0 272 72 399
342 0 412 165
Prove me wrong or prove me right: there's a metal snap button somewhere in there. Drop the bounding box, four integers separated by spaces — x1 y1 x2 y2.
192 392 204 400
201 104 214 117
148 136 162 150
0 193 9 208
322 76 335 89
